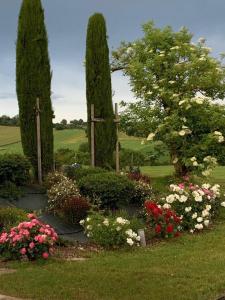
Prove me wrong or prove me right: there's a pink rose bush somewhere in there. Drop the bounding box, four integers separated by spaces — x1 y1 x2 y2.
0 214 58 260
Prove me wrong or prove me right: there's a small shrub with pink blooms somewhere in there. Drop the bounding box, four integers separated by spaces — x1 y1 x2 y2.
0 214 58 260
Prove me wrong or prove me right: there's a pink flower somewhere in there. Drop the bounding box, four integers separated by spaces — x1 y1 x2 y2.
0 233 8 243
42 252 49 259
29 242 35 249
20 248 27 255
28 213 36 219
178 183 185 189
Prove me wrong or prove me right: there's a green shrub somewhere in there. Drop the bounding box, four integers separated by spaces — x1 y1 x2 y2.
78 142 89 153
0 207 27 232
0 182 23 200
80 212 141 248
0 154 30 185
55 148 76 168
75 151 90 165
78 172 135 208
118 149 146 169
65 166 107 181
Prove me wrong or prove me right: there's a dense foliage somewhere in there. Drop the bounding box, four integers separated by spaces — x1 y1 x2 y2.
0 207 27 232
16 0 54 178
86 13 116 168
78 172 135 208
80 212 141 248
0 115 19 127
0 154 30 185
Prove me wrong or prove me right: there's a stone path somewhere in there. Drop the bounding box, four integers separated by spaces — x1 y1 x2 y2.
0 185 88 243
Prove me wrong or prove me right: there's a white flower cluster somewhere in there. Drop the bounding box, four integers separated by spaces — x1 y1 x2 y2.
80 216 140 247
213 131 224 143
178 125 192 136
125 229 141 246
164 182 222 232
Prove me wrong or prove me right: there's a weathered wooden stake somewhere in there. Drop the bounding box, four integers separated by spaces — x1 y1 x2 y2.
115 103 120 173
91 104 95 167
36 98 42 185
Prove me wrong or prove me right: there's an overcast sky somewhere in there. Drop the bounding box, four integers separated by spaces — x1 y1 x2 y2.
1 0 225 122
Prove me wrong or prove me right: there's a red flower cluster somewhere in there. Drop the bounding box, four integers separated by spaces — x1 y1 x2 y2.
145 201 181 238
0 214 58 260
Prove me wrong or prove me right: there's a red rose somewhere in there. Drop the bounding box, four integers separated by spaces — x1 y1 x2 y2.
166 224 174 233
155 224 162 234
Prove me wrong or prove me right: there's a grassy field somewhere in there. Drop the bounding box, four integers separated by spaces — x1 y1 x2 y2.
0 126 156 154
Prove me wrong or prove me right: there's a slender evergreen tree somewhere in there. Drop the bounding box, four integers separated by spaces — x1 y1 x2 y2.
86 13 116 168
16 0 54 178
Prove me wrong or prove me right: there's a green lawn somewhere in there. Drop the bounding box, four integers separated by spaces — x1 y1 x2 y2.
0 126 156 154
1 219 225 300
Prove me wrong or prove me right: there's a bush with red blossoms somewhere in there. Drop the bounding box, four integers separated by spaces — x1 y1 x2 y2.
145 201 182 238
0 214 58 260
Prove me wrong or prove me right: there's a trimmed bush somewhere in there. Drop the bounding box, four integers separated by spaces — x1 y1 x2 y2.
78 172 135 208
65 166 107 181
0 207 27 232
0 154 30 185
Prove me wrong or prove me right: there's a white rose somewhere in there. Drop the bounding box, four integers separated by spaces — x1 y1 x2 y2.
195 195 203 202
163 203 171 209
204 220 210 227
79 219 85 225
221 202 225 207
103 219 109 226
197 217 203 223
195 223 203 230
185 207 192 213
126 238 134 246
192 213 197 219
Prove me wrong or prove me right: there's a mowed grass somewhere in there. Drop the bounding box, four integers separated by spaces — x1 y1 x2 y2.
1 220 225 300
0 126 155 154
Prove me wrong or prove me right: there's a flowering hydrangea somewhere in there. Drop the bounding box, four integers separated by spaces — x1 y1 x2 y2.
145 201 182 238
80 213 140 248
0 214 58 260
163 181 222 232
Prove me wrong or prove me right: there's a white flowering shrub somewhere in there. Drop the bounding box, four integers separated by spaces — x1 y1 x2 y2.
162 181 222 232
47 177 80 211
112 22 225 177
80 213 141 248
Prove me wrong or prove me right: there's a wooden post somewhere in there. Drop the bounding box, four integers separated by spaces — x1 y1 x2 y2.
91 104 95 167
115 103 120 173
36 98 42 185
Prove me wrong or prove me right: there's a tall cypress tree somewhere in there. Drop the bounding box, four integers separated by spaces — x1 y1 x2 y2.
86 13 116 168
16 0 54 178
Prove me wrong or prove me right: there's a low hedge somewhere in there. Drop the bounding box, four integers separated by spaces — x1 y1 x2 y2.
0 154 30 185
65 166 107 181
0 207 27 232
78 172 135 209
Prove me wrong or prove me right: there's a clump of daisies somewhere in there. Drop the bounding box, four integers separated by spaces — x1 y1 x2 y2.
80 212 141 248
